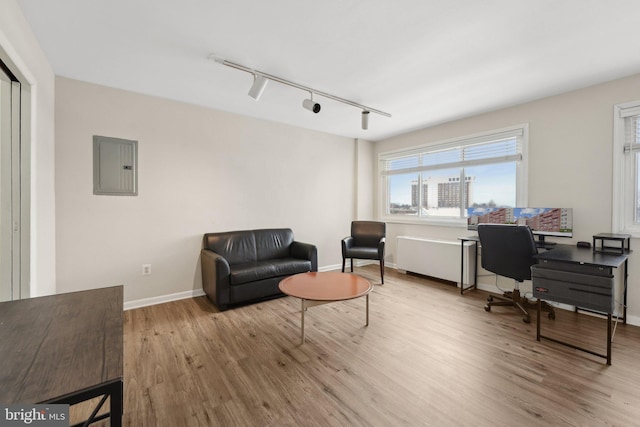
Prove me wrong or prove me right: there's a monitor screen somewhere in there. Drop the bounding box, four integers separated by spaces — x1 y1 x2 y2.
467 207 573 238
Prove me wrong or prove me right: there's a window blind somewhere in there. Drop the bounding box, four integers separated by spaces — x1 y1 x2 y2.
623 113 640 154
380 128 524 176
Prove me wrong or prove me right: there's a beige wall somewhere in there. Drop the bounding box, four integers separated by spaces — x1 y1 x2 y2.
0 0 56 297
50 71 640 321
374 73 640 324
355 138 375 220
55 77 359 305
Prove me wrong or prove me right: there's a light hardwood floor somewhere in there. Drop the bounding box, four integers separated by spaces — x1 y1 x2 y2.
78 265 640 426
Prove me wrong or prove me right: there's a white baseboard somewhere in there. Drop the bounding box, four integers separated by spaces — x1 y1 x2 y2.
127 266 640 327
124 289 205 311
319 264 342 272
626 314 640 326
322 260 387 272
124 263 380 310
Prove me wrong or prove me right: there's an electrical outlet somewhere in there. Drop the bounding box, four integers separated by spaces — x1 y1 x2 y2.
142 264 151 275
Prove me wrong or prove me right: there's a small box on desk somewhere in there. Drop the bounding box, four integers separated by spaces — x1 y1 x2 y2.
592 233 631 255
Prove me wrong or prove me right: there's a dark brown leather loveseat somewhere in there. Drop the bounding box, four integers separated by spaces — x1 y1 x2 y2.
201 228 317 311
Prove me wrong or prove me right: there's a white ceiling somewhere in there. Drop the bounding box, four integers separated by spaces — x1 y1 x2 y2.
15 0 640 141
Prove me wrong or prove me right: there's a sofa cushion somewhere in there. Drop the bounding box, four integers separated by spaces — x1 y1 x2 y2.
205 231 257 265
229 258 312 286
255 228 294 261
230 261 276 285
270 258 312 277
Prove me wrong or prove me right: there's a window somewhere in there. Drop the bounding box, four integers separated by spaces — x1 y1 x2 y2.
613 101 640 235
379 125 528 224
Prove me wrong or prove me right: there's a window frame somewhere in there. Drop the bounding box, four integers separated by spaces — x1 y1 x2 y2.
378 124 529 226
612 100 640 236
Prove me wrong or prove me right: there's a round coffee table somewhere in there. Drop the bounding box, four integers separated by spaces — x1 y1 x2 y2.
279 272 373 343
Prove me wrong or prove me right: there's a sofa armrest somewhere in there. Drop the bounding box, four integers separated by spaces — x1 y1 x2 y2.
290 241 318 272
201 249 231 310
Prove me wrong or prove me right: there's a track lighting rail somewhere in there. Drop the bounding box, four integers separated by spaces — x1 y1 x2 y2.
209 54 391 119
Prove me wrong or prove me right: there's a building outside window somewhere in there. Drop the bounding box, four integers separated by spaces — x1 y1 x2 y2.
379 125 528 223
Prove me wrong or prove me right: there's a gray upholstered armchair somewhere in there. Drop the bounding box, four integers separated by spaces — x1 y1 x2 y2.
341 221 386 284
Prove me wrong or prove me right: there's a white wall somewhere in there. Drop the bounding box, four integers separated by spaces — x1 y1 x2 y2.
355 138 374 220
0 0 56 297
55 77 358 304
375 73 640 323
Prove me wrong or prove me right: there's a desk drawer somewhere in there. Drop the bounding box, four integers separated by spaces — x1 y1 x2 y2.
536 259 612 276
531 264 614 313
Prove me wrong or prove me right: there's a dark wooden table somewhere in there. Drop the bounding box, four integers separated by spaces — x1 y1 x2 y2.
0 285 124 426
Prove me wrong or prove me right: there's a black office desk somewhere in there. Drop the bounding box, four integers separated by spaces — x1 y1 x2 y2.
533 245 630 365
535 245 628 270
0 286 124 425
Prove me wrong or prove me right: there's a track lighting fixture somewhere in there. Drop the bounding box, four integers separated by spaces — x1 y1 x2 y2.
361 110 370 130
248 74 268 100
302 93 321 113
209 54 391 129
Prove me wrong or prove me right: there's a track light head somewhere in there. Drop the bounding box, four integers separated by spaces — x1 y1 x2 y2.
302 97 321 113
208 53 225 64
248 74 268 100
362 110 370 130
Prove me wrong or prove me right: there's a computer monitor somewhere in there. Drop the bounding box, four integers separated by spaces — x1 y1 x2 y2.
467 207 573 246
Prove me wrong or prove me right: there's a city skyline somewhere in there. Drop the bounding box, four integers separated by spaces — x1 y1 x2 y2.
388 162 516 212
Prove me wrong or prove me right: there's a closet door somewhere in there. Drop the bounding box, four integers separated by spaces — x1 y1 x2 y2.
0 64 21 302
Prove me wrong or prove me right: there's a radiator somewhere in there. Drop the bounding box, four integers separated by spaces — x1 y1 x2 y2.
396 236 475 285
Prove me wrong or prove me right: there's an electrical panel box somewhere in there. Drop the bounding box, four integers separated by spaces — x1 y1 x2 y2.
93 136 138 196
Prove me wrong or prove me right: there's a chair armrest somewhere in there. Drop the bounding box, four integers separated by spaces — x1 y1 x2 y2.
201 249 231 310
378 237 386 259
291 241 318 272
341 236 354 257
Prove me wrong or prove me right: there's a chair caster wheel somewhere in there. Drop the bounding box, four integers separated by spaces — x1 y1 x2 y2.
548 312 555 320
523 316 531 324
487 295 494 302
484 305 491 312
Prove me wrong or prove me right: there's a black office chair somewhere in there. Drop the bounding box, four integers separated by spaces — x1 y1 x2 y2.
477 224 554 323
341 221 386 284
